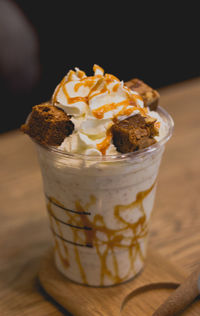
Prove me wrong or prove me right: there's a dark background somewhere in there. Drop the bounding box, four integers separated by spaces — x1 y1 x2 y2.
0 1 199 133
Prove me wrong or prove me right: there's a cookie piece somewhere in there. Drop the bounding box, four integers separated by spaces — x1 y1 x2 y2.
125 79 160 111
111 114 158 153
21 103 74 146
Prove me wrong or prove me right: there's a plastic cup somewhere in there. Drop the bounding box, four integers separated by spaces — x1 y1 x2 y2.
34 106 173 286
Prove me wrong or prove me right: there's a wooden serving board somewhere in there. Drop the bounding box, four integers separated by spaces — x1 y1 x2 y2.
39 249 200 316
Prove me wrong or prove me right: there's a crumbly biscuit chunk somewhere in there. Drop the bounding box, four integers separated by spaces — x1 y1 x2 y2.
125 79 160 110
111 114 158 153
21 103 74 146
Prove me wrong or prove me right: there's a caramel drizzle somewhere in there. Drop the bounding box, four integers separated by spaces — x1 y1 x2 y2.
53 69 145 120
47 197 90 283
47 200 70 269
112 83 120 92
93 64 104 74
104 73 120 83
96 129 112 155
92 97 147 154
92 100 129 119
154 121 161 129
52 72 87 105
47 181 156 285
52 67 150 155
74 78 96 92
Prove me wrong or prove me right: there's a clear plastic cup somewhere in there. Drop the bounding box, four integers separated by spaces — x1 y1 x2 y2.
34 106 173 286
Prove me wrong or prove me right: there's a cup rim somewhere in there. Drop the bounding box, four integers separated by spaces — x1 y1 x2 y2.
34 106 174 162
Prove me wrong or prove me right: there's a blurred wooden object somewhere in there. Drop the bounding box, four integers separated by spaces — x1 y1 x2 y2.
0 78 200 315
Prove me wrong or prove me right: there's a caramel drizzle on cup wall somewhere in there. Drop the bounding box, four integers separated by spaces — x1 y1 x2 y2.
46 181 156 286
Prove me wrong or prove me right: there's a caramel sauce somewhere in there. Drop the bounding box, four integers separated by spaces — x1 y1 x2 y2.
115 105 138 118
75 200 96 247
52 68 148 139
62 83 87 104
74 78 95 92
88 86 107 102
67 70 76 81
133 94 143 102
139 106 148 116
93 64 104 74
47 181 156 285
92 100 130 119
52 71 92 105
96 130 112 155
116 104 148 119
128 92 143 103
47 201 70 269
87 77 106 100
124 85 144 103
154 121 161 129
112 83 120 92
92 91 146 120
76 69 86 79
105 73 120 83
47 198 88 283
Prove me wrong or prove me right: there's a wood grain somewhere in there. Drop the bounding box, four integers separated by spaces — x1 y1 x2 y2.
0 77 200 315
38 249 200 316
150 78 200 273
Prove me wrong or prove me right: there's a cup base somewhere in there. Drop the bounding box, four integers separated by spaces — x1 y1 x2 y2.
54 249 145 287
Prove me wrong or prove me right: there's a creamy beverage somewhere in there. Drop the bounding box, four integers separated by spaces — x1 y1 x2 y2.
21 65 173 286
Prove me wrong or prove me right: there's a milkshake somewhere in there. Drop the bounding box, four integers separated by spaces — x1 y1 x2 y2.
21 65 173 286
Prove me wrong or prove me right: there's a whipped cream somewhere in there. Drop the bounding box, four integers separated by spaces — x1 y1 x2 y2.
52 65 162 156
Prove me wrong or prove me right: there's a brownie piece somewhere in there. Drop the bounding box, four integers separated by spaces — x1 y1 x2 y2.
111 114 158 153
125 79 160 111
21 103 74 146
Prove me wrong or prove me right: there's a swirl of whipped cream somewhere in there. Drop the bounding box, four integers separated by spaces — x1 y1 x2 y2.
52 65 159 155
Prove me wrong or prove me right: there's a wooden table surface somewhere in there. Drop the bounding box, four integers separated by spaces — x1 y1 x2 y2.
1 78 200 315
